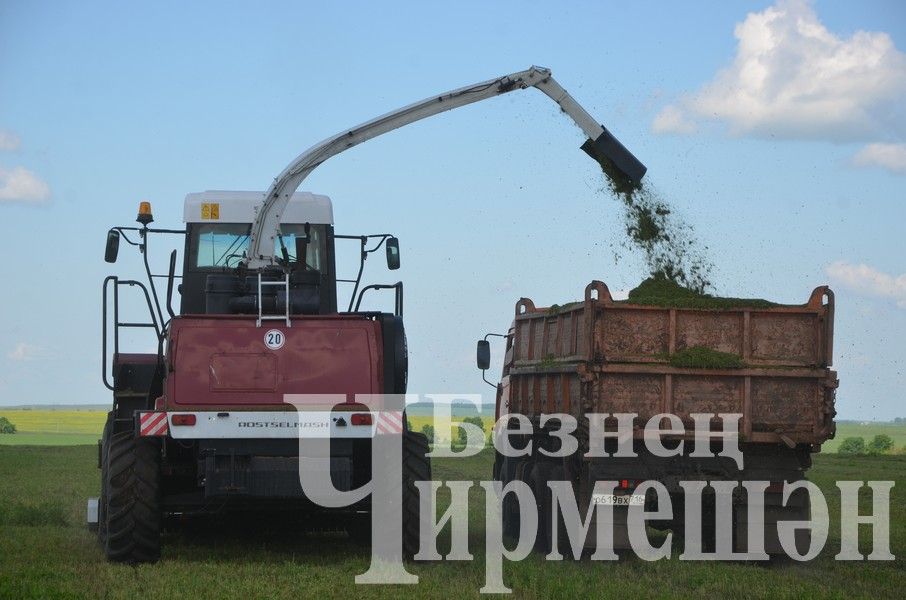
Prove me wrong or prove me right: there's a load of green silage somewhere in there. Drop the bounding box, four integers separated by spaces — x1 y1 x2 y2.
624 274 779 309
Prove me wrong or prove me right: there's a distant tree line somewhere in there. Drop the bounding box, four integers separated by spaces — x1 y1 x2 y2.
838 434 895 456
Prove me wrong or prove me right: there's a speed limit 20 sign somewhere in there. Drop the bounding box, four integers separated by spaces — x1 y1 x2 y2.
264 329 285 350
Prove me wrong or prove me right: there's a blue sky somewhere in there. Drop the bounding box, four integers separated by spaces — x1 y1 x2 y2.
0 0 904 419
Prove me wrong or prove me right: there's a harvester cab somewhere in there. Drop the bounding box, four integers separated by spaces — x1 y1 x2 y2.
179 191 339 318
104 191 401 322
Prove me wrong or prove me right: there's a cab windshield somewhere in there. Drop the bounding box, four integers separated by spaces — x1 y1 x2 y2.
192 223 326 270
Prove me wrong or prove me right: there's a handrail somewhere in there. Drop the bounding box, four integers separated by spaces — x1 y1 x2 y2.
335 233 395 312
353 281 403 317
102 276 162 390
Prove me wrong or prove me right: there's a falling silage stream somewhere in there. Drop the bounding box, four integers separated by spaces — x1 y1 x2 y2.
593 155 713 294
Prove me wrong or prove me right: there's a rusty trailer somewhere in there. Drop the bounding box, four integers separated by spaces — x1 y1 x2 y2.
485 279 839 556
504 281 837 448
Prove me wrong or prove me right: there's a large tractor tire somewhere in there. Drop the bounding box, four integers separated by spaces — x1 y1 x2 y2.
103 431 162 563
402 430 431 559
97 414 113 546
346 430 431 560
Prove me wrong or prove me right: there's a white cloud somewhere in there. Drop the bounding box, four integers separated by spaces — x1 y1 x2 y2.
851 142 906 175
652 105 697 135
0 130 20 151
826 261 906 308
653 0 906 141
0 166 51 203
7 343 41 361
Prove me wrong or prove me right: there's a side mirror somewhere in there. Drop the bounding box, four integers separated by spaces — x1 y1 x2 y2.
386 237 400 270
476 340 491 370
104 229 120 263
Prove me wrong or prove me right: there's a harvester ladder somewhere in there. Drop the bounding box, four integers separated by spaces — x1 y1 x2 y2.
256 272 291 328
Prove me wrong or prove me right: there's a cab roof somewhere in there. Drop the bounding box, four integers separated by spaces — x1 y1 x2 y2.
184 190 334 224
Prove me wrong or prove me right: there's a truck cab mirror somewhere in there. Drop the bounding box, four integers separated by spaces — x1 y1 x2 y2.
386 237 400 270
105 229 120 263
476 340 491 370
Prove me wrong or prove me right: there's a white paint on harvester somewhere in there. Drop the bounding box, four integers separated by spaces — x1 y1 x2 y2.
184 190 333 224
166 411 376 439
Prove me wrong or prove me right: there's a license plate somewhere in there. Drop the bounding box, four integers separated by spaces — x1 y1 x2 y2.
592 493 645 506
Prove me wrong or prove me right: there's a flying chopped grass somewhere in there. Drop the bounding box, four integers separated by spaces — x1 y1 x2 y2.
617 187 712 293
590 153 712 293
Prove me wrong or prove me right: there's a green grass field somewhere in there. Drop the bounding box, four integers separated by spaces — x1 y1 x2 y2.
408 415 493 444
0 410 107 446
0 444 903 599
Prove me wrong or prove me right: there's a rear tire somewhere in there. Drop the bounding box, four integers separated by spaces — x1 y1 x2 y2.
346 431 430 560
402 430 431 559
104 431 162 563
97 414 112 546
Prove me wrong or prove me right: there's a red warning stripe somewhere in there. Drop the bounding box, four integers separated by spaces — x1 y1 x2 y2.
375 410 404 435
139 412 169 437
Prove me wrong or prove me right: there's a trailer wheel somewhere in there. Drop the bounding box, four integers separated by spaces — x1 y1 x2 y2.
528 461 572 556
498 455 516 538
402 430 431 559
544 464 576 559
502 456 531 540
104 431 161 563
97 414 113 546
527 461 549 553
